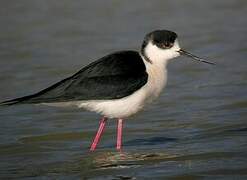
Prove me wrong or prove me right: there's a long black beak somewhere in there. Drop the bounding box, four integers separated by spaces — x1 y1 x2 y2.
178 49 215 65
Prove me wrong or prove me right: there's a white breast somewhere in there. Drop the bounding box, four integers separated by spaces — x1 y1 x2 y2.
77 55 168 119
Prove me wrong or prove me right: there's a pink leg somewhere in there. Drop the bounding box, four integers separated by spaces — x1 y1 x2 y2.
116 118 123 151
90 117 107 151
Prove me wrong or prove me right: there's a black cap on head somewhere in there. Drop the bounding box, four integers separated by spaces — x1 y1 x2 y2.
142 30 177 51
150 30 177 46
141 30 177 63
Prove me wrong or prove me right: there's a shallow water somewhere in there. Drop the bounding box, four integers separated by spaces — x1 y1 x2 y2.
0 0 247 179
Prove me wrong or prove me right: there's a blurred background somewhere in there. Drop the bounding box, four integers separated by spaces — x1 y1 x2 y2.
0 0 247 179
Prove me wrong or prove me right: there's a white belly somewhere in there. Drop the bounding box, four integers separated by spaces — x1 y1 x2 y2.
78 64 167 118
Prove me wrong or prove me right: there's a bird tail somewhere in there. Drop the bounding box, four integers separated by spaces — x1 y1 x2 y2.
0 94 35 106
0 75 73 106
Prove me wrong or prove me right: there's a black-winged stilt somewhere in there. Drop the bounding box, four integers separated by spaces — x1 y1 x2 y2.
0 30 214 151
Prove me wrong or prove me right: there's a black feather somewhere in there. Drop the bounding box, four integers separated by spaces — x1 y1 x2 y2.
0 51 148 105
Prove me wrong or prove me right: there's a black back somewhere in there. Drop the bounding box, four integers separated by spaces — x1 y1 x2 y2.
1 51 148 105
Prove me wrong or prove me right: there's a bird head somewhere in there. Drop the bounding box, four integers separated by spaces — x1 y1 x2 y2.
141 30 214 65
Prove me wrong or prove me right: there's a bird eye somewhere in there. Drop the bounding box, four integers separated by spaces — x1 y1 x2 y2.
162 42 173 49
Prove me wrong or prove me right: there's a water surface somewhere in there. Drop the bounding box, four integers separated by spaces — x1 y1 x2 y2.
0 0 247 179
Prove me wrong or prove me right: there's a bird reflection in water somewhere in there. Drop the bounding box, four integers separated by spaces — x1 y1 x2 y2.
90 151 177 170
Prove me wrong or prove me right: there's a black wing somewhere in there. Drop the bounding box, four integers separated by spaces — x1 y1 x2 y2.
1 51 148 105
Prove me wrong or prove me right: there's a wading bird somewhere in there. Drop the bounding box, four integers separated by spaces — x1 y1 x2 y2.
0 30 214 151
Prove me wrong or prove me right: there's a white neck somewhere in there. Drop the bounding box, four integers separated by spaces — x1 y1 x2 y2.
138 40 181 104
139 53 168 105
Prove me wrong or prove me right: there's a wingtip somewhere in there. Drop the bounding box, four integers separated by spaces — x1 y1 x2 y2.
0 96 27 106
0 99 19 106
